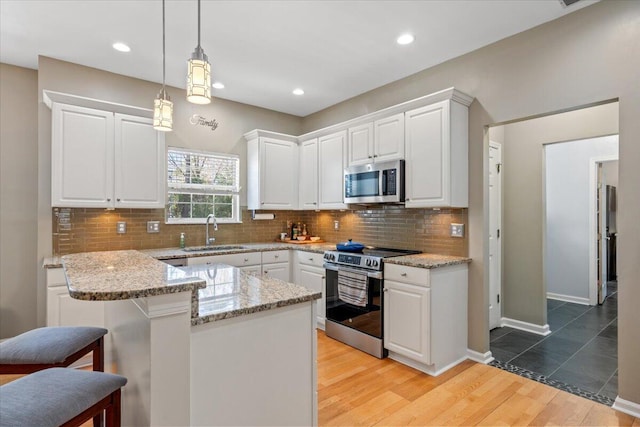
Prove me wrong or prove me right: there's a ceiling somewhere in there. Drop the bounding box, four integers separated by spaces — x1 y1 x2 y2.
0 0 597 117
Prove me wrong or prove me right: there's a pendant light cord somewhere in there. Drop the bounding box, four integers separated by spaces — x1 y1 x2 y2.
197 0 201 48
162 0 166 88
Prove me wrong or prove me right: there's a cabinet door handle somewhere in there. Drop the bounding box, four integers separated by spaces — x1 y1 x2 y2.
405 198 410 202
264 271 268 274
383 288 388 292
244 258 249 262
309 258 314 261
368 155 373 158
274 255 279 259
313 202 317 205
107 198 111 202
401 273 407 277
321 276 325 279
261 202 265 205
117 198 121 202
206 262 212 265
373 154 378 158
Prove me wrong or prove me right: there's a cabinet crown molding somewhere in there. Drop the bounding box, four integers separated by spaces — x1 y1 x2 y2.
244 87 473 143
43 90 153 118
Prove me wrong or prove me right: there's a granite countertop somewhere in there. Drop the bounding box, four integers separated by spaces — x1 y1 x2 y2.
61 250 206 301
384 253 472 269
181 263 321 326
44 242 334 268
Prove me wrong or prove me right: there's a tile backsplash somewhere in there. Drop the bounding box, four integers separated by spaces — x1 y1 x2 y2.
53 206 468 257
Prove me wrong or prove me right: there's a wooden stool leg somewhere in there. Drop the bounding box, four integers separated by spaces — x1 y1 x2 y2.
104 389 121 427
93 336 104 372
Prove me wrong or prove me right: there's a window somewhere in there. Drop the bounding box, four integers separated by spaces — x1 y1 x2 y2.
166 147 241 223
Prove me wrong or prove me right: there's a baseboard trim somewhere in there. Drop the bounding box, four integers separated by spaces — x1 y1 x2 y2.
467 349 494 364
388 351 468 377
547 292 590 306
501 317 551 336
613 396 640 418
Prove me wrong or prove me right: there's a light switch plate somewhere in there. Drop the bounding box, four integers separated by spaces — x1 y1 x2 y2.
334 220 340 230
116 221 126 234
450 223 465 238
147 221 160 233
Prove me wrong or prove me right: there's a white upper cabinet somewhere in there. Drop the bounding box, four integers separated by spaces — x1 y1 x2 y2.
114 114 166 208
347 122 374 166
405 99 469 208
347 113 404 166
374 113 405 163
318 130 348 210
246 131 298 210
299 138 319 209
51 103 165 209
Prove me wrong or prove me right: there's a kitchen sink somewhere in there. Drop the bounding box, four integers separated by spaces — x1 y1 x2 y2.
182 245 246 252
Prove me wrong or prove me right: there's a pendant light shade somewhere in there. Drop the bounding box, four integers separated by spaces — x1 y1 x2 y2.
186 0 211 104
153 88 173 132
153 0 173 131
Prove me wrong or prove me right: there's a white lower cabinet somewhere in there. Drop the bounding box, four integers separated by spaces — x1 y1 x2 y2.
46 268 105 328
262 250 291 282
186 250 291 282
383 263 468 376
293 251 326 329
384 280 431 364
186 252 262 268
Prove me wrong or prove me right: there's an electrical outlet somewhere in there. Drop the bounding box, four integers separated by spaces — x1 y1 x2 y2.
147 221 160 233
116 221 126 234
334 220 340 230
450 223 465 238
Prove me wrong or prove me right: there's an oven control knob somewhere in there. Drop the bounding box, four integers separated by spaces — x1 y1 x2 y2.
373 260 379 267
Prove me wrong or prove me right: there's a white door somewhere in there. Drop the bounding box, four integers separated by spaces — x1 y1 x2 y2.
51 103 114 207
260 137 298 209
404 101 449 207
299 138 319 209
263 263 290 282
347 123 373 166
383 280 431 364
374 113 405 163
489 141 502 329
114 114 166 208
318 131 347 209
298 265 326 328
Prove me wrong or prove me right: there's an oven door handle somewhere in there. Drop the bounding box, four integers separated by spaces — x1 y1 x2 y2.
323 263 383 280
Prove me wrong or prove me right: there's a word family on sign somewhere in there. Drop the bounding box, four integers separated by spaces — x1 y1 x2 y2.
190 114 219 131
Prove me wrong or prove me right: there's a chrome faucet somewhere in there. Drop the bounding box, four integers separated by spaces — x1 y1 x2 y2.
205 213 218 246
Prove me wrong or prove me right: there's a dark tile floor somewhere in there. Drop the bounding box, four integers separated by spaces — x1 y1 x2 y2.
490 281 618 400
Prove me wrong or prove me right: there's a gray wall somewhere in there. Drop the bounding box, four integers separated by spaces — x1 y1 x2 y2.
501 103 618 324
302 1 640 404
35 56 303 328
0 64 39 338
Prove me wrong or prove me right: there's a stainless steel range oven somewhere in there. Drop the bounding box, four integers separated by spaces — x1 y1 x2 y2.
323 246 420 358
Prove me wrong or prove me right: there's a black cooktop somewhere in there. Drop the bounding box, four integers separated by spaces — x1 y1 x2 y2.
351 247 421 258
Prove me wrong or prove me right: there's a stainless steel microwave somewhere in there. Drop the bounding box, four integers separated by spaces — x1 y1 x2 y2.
344 160 404 204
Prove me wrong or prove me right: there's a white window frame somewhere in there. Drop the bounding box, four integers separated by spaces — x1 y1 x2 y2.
166 147 241 224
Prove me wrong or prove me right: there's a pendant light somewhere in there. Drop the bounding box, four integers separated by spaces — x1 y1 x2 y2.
153 0 173 131
186 0 211 104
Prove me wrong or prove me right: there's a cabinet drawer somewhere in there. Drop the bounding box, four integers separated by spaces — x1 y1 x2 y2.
385 264 430 287
188 252 261 266
297 251 324 268
262 250 290 264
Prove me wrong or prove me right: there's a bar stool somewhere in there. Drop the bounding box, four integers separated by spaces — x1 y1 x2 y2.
0 326 108 374
0 367 127 427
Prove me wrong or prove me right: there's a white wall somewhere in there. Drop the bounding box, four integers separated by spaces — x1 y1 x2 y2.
544 135 618 301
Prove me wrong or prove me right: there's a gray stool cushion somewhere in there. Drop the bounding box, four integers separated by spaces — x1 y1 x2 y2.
0 326 107 365
0 367 127 427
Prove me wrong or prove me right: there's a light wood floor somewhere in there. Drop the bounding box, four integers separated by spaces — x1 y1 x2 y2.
317 331 639 426
2 333 638 426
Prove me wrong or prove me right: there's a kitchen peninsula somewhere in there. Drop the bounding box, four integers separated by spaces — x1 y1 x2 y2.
61 250 321 427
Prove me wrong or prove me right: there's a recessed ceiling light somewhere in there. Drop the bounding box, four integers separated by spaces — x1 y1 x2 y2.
112 42 131 52
212 82 225 89
293 88 304 96
396 34 415 45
